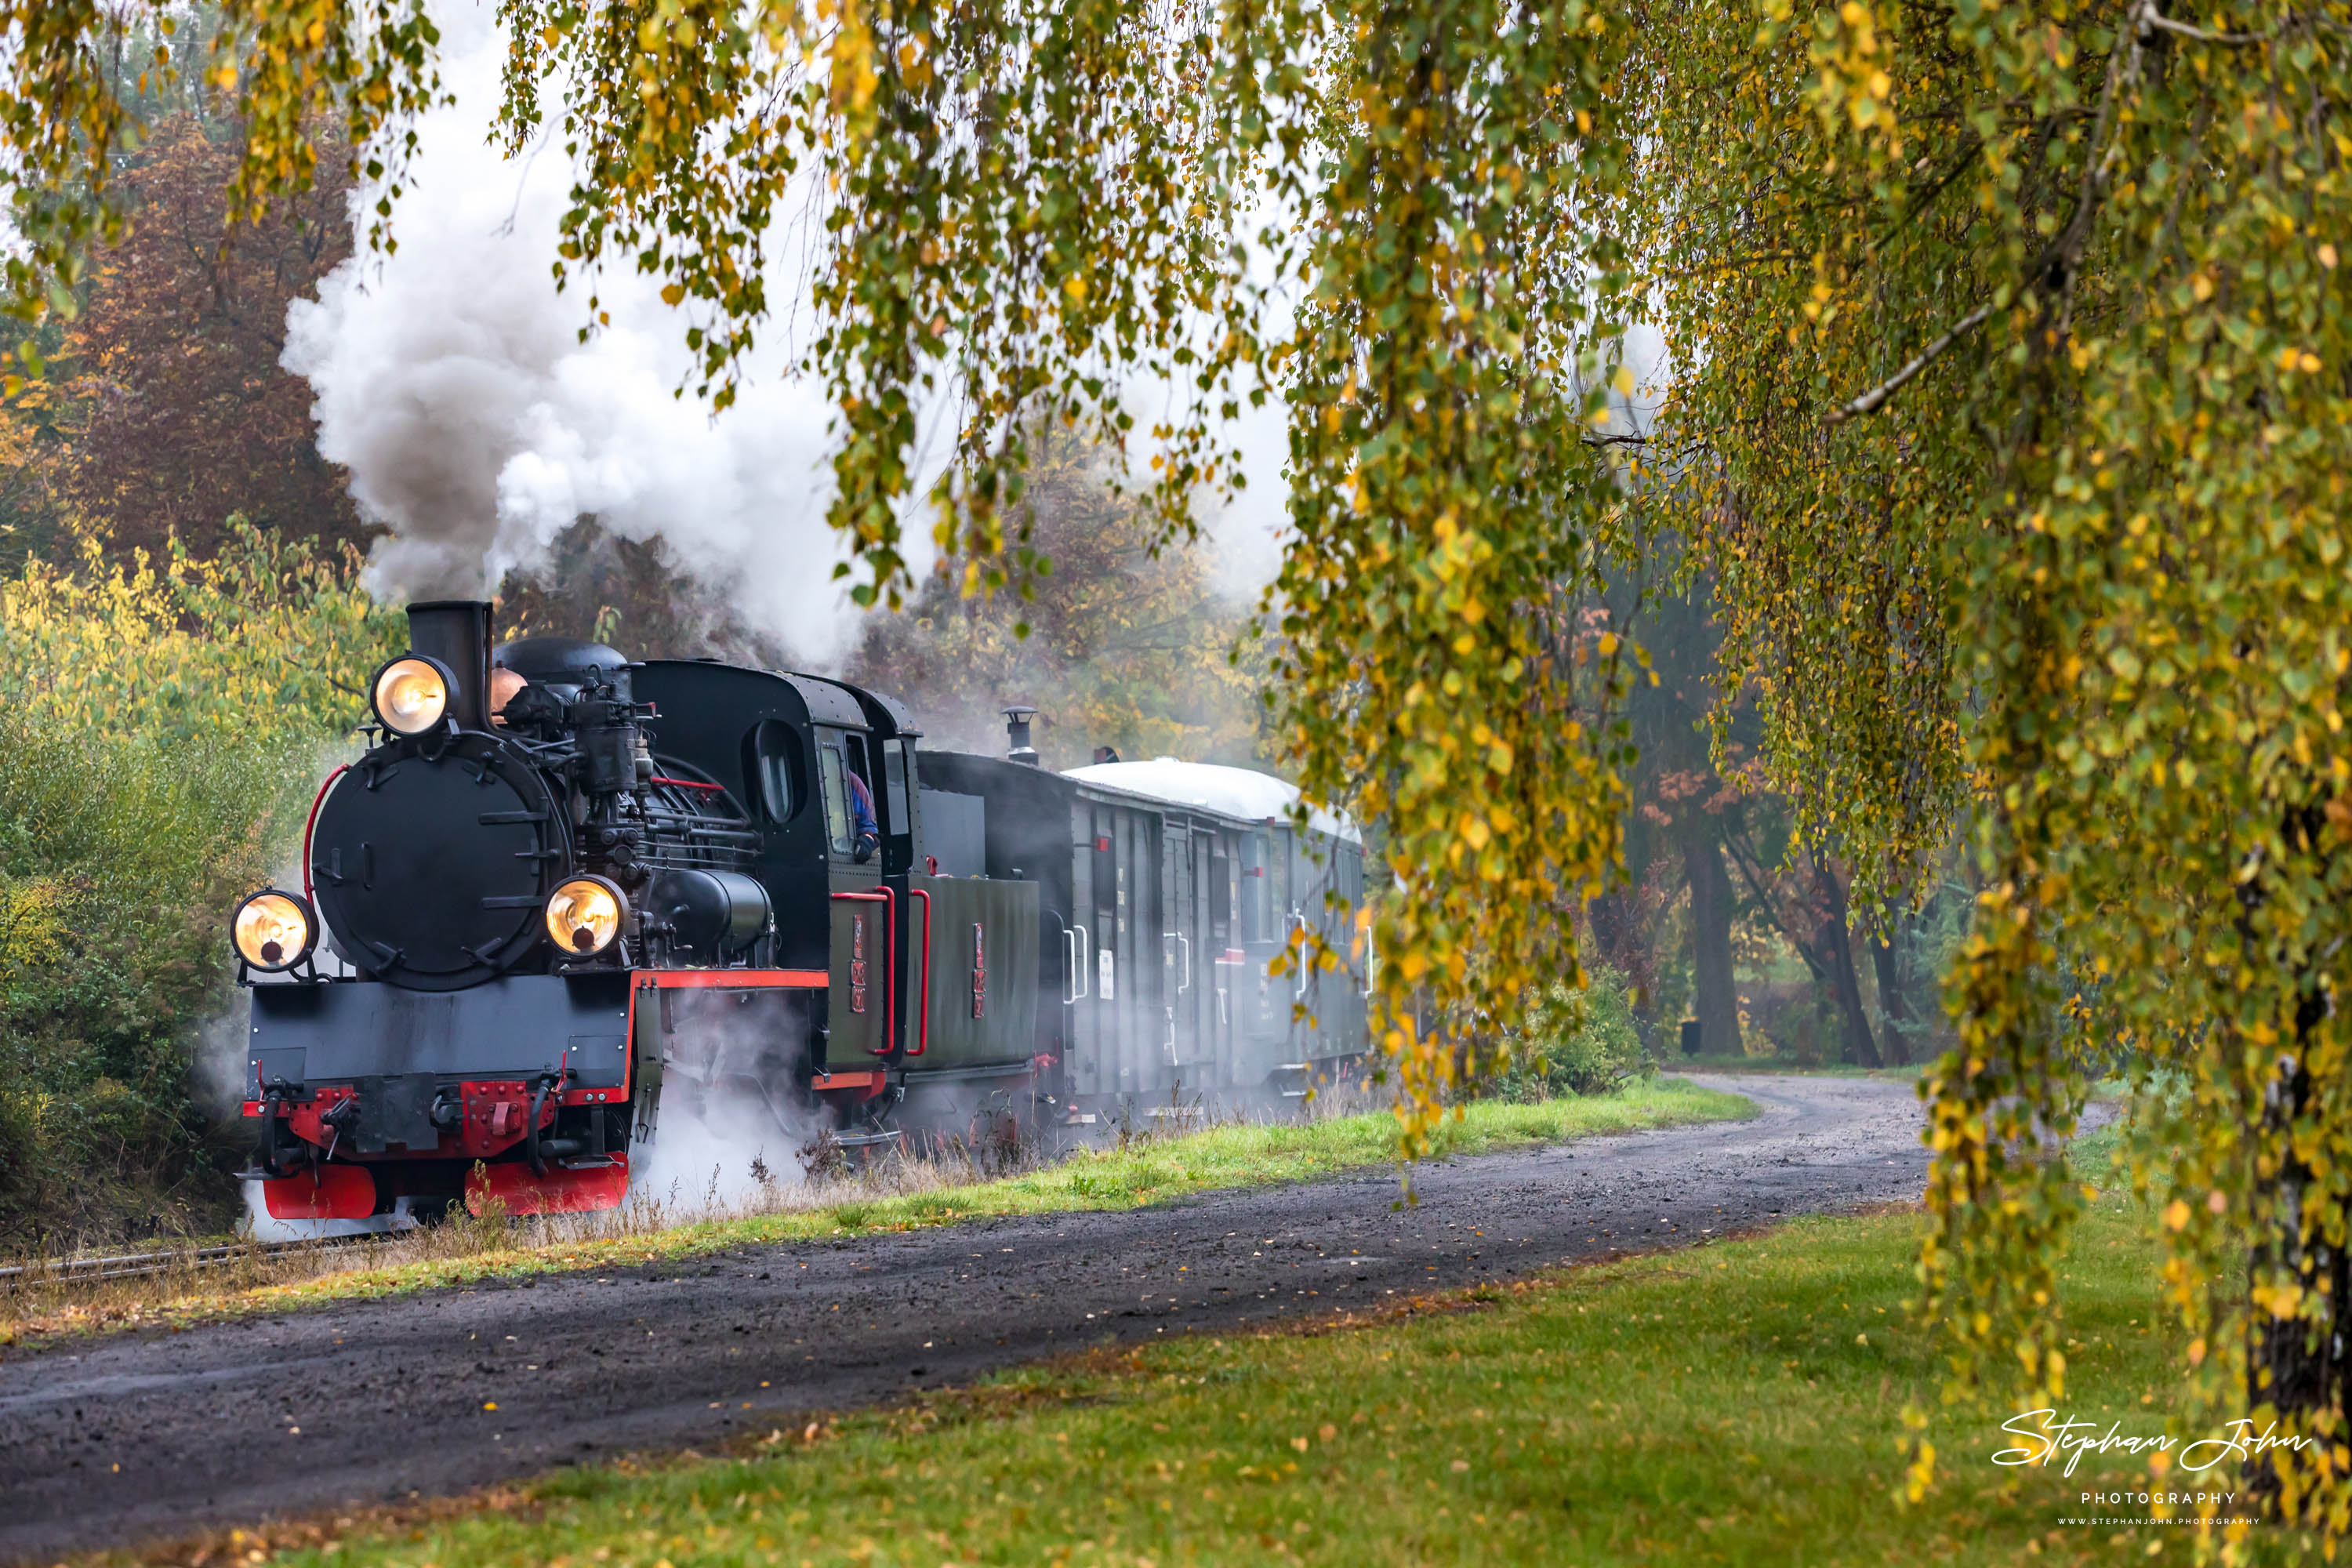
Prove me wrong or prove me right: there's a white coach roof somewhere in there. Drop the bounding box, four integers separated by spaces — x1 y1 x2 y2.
1062 757 1362 844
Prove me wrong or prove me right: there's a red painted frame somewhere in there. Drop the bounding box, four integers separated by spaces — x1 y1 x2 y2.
263 1163 376 1221
811 1069 890 1100
468 1151 630 1215
637 967 828 989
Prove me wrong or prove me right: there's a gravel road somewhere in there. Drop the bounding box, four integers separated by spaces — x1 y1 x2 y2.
0 1072 1930 1561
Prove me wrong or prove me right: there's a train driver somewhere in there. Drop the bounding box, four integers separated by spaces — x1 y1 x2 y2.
846 768 880 863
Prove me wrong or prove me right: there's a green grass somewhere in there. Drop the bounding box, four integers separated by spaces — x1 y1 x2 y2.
218 1197 2310 1568
8 1079 1753 1341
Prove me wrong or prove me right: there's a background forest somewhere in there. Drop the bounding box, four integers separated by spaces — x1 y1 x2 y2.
0 31 1955 1249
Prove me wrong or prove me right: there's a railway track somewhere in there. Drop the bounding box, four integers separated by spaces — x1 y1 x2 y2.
0 1233 376 1289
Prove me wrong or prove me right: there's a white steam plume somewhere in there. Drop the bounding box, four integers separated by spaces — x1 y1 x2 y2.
631 1083 818 1214
284 2 935 666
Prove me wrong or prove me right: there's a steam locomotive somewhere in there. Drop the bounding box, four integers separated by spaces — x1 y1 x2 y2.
234 601 1368 1222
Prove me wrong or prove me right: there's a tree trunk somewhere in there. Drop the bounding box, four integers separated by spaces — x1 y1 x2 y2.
2249 874 2350 1509
1584 887 1639 988
1722 827 1882 1065
1683 830 1741 1058
1812 856 1882 1068
1869 920 1912 1067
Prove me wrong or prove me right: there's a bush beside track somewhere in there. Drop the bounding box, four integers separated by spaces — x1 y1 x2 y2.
0 526 401 1248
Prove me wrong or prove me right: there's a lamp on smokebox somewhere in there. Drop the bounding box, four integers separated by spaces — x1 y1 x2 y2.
370 653 456 736
546 875 629 957
233 889 317 973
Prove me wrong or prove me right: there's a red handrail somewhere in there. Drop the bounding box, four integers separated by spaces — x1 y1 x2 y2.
301 764 350 906
832 888 896 1057
905 886 932 1056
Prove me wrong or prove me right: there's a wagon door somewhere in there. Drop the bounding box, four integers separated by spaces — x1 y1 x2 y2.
1269 822 1313 1058
1069 797 1103 1095
1163 825 1203 1067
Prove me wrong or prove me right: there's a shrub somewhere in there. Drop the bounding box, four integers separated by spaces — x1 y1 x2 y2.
0 522 401 1246
0 717 317 1242
0 518 398 744
1494 964 1652 1099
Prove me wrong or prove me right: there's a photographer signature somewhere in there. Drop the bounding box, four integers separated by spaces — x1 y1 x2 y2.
1994 1410 2314 1477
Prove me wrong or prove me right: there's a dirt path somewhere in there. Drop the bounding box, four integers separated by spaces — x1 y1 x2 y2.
0 1073 1929 1561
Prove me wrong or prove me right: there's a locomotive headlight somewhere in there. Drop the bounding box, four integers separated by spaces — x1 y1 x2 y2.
371 654 453 736
233 889 315 971
546 876 627 956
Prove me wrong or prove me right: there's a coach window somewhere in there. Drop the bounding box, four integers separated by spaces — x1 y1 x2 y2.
1243 833 1269 943
741 720 805 823
1269 827 1291 923
818 741 854 855
1209 847 1232 944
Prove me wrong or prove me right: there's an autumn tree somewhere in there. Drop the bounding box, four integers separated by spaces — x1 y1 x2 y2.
29 111 364 561
1606 562 1748 1058
1620 571 1903 1070
1717 803 1885 1067
848 428 1265 768
1618 0 2352 1529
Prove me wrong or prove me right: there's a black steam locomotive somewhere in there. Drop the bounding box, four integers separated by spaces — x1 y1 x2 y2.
235 601 1367 1221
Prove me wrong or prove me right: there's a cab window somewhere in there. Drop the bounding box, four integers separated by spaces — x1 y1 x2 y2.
818 743 853 855
741 720 805 822
844 733 877 829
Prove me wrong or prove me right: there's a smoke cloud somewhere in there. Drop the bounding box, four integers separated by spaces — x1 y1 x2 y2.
283 2 931 666
631 1083 816 1214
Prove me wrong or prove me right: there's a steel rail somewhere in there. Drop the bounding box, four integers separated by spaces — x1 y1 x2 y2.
0 1232 379 1289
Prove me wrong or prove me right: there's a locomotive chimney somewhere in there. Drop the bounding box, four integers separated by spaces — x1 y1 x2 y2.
406 601 494 731
1004 705 1040 766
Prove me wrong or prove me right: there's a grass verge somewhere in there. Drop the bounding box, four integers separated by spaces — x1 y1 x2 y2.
141 1196 2305 1568
5 1077 1752 1345
1671 1055 1918 1079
